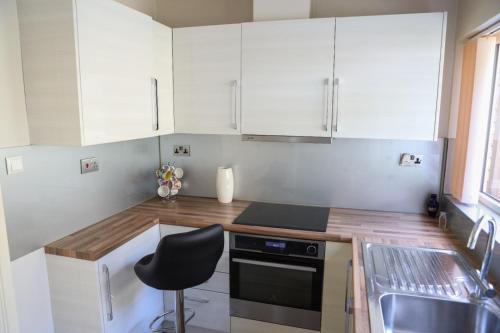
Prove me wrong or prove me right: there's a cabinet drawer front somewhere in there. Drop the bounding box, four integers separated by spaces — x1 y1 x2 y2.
195 271 229 294
165 289 230 332
216 251 229 273
187 289 230 332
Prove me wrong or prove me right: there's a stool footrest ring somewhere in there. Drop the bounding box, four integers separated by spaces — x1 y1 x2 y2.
149 309 195 333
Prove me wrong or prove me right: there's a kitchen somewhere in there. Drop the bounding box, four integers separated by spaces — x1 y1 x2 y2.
0 0 499 332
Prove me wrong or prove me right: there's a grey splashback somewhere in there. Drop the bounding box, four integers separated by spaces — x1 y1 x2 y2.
161 134 444 213
0 138 159 260
442 196 500 283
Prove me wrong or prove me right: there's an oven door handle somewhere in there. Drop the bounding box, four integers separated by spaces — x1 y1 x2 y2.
232 258 317 272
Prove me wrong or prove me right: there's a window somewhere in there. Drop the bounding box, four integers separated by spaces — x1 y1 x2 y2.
481 44 500 209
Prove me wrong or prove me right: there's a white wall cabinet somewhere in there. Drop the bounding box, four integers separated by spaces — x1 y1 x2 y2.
333 13 446 140
173 24 242 135
0 0 30 148
161 225 230 333
17 0 157 146
241 19 336 137
153 21 175 136
46 226 163 333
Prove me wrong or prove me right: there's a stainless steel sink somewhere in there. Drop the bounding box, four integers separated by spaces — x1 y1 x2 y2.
380 293 500 333
363 243 500 333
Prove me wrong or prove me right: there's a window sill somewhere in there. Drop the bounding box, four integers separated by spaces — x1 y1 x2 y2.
445 194 500 243
479 193 500 215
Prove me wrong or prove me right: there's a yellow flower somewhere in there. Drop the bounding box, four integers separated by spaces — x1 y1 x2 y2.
163 170 173 181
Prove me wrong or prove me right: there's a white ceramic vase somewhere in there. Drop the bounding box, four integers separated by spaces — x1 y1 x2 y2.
216 167 234 203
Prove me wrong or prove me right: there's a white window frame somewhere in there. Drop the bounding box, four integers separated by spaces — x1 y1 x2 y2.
479 192 500 215
479 42 500 215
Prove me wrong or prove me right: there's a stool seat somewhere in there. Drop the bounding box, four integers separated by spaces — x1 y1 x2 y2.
134 224 224 333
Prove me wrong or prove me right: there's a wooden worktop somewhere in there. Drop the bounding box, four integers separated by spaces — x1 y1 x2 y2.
45 212 159 261
45 196 464 333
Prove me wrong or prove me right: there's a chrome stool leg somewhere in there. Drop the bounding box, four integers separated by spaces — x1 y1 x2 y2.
149 290 196 333
175 290 185 333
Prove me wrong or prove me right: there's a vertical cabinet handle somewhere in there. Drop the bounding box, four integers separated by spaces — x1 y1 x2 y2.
103 265 113 321
334 78 340 132
323 78 332 131
344 259 353 333
151 78 159 131
185 295 210 303
231 80 239 130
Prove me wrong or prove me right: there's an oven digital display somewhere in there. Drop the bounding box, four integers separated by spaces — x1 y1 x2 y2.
265 241 286 249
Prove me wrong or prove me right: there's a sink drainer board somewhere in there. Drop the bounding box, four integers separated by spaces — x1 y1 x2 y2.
367 244 478 298
363 243 500 333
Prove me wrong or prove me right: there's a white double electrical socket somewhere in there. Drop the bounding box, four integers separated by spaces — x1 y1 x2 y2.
174 145 190 156
400 153 423 167
81 157 99 174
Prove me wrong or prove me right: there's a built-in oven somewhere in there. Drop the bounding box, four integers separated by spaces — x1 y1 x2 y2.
230 233 325 331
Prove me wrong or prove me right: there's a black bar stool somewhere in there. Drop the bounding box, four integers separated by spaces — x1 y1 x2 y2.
135 224 224 333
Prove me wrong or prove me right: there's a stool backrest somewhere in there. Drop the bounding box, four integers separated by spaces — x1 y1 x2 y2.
136 224 224 291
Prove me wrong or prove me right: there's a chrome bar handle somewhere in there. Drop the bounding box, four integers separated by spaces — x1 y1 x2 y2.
232 258 317 272
151 78 159 131
102 265 113 321
323 78 331 131
333 78 340 132
185 295 210 304
231 80 239 130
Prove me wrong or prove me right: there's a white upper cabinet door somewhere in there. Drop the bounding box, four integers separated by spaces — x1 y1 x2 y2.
173 24 242 134
76 0 153 145
241 19 335 137
0 0 30 148
153 21 175 136
333 13 446 140
98 226 162 333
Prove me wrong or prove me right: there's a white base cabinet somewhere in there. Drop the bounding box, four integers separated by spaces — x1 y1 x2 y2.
320 242 352 333
46 225 163 333
161 225 230 333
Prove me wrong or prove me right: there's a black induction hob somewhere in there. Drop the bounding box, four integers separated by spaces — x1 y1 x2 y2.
233 202 330 232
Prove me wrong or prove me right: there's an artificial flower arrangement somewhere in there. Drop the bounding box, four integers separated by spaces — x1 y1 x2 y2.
155 163 184 200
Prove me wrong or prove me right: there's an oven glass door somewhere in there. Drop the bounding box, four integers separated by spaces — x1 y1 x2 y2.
230 250 324 311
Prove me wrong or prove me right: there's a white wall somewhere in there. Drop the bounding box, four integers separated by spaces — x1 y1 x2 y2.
0 138 159 260
162 135 444 213
455 0 500 39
